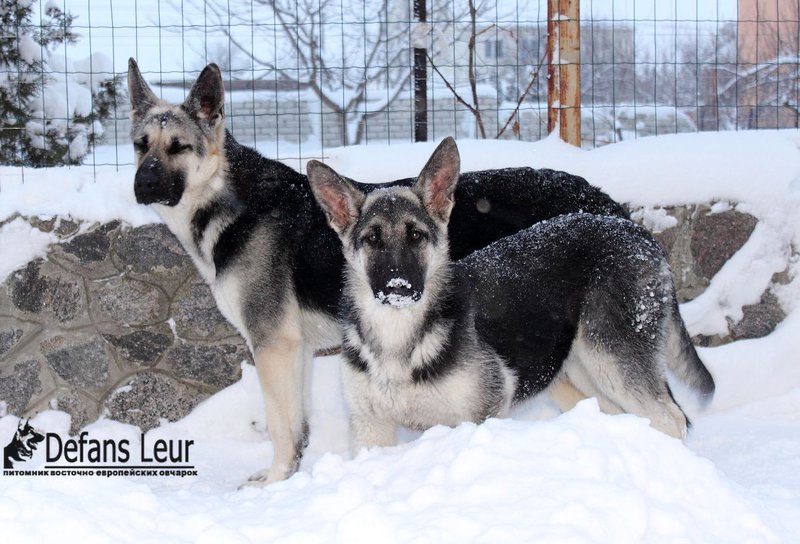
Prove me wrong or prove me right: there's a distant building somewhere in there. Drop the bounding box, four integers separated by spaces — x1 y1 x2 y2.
736 0 799 128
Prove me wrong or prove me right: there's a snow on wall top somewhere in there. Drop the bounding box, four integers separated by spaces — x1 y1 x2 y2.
3 130 797 225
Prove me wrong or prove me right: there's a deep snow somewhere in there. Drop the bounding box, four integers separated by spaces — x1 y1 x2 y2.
1 129 799 542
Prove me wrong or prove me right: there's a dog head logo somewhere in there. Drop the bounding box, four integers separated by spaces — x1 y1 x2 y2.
3 419 45 469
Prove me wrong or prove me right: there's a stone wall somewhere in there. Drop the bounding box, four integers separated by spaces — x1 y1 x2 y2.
0 219 250 433
0 205 789 433
644 205 787 345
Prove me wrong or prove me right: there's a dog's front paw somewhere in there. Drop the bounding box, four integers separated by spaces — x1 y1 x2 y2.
238 464 296 489
238 468 271 489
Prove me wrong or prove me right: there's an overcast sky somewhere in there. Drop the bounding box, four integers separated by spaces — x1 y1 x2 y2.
65 0 738 78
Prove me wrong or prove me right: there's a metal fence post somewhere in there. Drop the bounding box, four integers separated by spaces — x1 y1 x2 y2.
413 0 428 142
547 0 581 146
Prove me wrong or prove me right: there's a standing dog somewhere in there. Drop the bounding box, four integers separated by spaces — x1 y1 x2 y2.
127 59 627 484
307 139 715 449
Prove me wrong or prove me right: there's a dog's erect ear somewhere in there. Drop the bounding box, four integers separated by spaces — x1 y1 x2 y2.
413 137 460 222
128 58 159 122
183 63 225 127
307 160 365 234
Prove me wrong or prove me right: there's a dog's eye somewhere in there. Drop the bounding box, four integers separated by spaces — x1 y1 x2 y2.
409 229 425 242
168 140 193 155
133 137 149 154
362 231 381 246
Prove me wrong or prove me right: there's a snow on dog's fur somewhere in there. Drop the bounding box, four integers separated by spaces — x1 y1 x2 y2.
128 58 629 484
308 138 715 449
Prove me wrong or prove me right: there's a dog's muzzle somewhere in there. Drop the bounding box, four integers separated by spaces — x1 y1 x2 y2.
375 277 422 308
135 168 162 204
134 165 183 206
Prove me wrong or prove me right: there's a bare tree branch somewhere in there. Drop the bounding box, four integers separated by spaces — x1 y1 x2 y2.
426 51 480 117
175 0 413 145
497 49 548 138
353 69 414 142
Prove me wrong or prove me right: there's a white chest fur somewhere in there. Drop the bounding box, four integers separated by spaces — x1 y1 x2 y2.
153 202 250 349
209 273 250 349
343 358 487 431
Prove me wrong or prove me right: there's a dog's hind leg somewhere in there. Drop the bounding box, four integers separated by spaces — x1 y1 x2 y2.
619 380 688 440
575 268 691 439
245 303 309 486
549 366 624 415
547 373 588 412
550 344 624 415
570 329 688 439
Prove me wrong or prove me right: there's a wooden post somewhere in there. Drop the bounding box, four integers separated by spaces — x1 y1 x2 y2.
547 0 581 146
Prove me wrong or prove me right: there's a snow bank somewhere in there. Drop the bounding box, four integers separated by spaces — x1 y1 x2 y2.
0 217 57 281
680 221 790 337
698 309 800 411
0 166 157 281
317 130 800 213
0 386 779 543
0 166 156 227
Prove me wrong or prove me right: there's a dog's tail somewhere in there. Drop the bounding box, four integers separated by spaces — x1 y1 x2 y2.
666 300 716 406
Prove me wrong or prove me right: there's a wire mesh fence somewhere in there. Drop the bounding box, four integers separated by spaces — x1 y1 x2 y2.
0 0 798 172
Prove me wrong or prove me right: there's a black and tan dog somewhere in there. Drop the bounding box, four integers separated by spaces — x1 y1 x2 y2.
127 59 627 484
4 419 44 469
308 139 715 449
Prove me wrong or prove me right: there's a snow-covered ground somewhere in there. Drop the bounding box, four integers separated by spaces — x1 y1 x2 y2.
1 130 799 542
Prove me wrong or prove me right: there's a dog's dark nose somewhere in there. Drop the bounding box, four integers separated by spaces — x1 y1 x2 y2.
134 168 160 204
384 283 414 298
376 277 422 307
385 277 415 297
